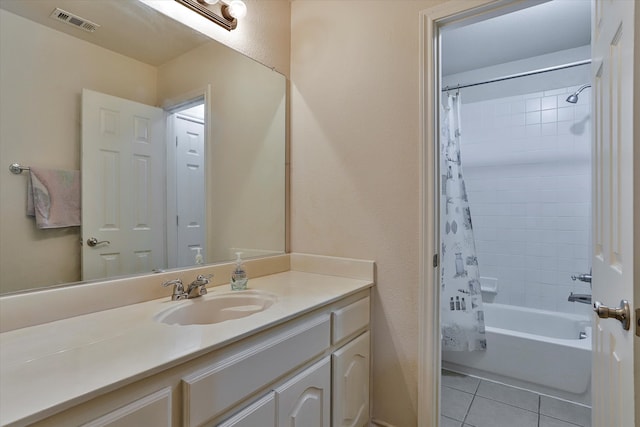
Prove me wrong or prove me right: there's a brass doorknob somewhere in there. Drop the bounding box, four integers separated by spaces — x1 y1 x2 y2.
593 300 630 330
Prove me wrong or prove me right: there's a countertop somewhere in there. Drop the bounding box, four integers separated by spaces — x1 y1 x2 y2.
0 270 373 426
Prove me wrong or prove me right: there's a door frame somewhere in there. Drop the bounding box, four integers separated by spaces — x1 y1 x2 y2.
417 1 567 426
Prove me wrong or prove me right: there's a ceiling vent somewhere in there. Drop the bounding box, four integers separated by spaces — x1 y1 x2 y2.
49 8 100 33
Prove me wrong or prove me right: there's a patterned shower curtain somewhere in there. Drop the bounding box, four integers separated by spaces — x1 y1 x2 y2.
440 93 487 352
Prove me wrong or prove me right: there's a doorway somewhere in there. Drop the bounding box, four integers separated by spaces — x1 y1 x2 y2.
438 1 593 423
421 2 604 426
166 99 207 269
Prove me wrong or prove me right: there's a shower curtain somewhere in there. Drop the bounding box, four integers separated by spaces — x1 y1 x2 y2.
440 92 487 351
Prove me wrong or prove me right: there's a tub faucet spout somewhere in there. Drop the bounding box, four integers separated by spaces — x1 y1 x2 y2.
568 292 592 305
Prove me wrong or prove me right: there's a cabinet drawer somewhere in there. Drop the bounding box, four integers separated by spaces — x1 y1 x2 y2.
183 314 331 427
82 388 172 427
216 392 275 427
332 297 370 344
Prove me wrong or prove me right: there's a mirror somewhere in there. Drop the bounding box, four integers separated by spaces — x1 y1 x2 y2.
0 0 286 295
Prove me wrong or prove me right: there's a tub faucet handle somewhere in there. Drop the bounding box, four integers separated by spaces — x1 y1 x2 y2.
571 272 592 283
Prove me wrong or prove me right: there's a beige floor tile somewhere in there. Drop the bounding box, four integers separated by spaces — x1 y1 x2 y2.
476 380 539 412
441 370 481 394
540 396 591 427
465 396 538 427
441 386 474 422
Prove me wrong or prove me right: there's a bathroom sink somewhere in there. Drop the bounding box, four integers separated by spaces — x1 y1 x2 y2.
155 290 277 326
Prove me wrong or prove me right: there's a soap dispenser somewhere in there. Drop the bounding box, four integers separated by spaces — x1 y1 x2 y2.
231 252 248 290
194 248 204 265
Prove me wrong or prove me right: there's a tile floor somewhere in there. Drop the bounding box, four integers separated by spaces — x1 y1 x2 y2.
441 370 591 427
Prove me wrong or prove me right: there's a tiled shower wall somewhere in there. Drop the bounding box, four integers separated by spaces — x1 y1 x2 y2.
460 86 592 315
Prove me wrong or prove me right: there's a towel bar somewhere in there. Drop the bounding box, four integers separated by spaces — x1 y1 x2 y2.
9 163 30 174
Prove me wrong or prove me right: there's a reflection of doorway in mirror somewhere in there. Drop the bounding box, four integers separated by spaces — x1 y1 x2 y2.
168 101 207 268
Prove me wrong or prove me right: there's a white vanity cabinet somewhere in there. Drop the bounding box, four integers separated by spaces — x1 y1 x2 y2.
216 392 276 427
81 388 172 427
213 358 331 427
212 295 370 427
25 290 371 427
274 357 331 427
332 332 370 427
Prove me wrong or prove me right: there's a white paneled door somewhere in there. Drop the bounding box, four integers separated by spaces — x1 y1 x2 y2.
174 114 206 267
591 1 636 426
81 89 165 280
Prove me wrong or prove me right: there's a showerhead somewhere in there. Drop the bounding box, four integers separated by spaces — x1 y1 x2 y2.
566 93 579 103
566 84 591 104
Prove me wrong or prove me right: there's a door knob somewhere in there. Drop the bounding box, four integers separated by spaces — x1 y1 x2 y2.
86 237 111 247
593 300 630 331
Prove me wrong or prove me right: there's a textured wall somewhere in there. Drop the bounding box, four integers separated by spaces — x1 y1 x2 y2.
0 9 157 293
290 1 446 425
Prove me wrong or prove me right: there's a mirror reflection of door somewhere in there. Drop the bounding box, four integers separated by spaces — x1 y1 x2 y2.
169 102 206 268
81 89 165 280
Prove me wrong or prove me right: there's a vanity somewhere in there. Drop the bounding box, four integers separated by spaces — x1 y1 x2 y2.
0 254 374 427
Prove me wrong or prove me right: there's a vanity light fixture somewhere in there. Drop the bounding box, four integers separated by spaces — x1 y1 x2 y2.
174 0 247 31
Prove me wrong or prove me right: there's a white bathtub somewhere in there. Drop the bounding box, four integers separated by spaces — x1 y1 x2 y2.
443 303 592 404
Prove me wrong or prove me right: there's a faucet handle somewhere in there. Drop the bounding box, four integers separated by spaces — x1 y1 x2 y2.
571 273 592 283
162 278 183 288
162 279 187 300
194 274 213 285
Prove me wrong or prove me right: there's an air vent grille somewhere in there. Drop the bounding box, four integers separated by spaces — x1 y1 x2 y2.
49 8 99 33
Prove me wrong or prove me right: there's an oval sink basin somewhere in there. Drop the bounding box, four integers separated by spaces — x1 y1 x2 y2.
155 290 277 326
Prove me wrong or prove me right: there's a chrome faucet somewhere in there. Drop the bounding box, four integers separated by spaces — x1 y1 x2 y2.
162 279 187 301
187 274 212 298
568 292 592 305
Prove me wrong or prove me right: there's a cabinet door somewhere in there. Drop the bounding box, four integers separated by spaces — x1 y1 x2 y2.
332 331 370 427
82 388 171 427
275 357 330 427
216 392 276 427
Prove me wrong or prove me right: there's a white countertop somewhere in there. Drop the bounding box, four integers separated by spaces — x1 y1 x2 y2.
0 270 373 426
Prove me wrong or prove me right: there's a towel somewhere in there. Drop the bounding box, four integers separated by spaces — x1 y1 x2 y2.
27 167 81 228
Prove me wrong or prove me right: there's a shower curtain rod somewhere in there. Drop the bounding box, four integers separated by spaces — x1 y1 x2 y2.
442 59 591 92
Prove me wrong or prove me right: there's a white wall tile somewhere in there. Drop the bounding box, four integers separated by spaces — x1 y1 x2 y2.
460 84 592 313
526 111 541 124
557 106 574 122
526 98 541 112
541 95 557 110
541 109 557 123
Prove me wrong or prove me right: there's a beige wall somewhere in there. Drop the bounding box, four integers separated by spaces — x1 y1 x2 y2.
204 0 291 78
290 1 446 424
0 9 157 294
157 41 286 263
142 0 291 78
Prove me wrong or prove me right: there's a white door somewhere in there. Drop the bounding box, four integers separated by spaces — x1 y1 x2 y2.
174 114 206 267
591 1 636 426
81 89 165 280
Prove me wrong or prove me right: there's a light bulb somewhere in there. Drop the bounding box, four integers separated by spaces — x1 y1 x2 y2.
226 0 247 19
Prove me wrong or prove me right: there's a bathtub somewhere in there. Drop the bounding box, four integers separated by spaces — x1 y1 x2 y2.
442 303 592 404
